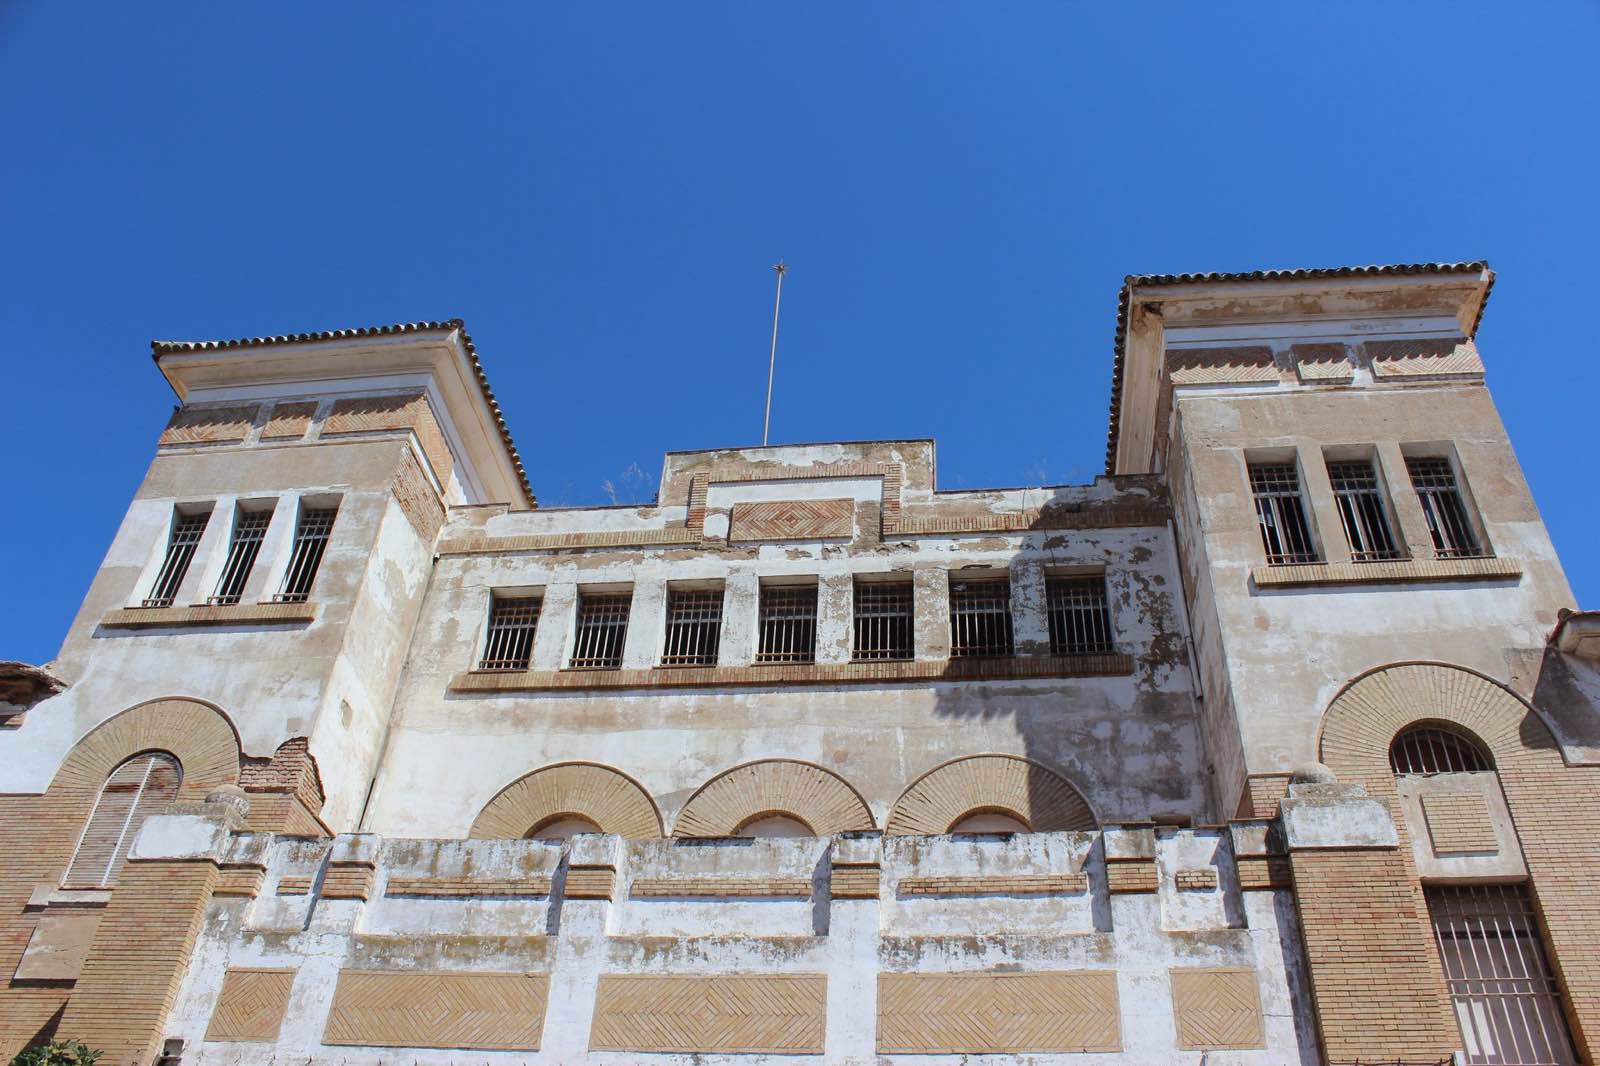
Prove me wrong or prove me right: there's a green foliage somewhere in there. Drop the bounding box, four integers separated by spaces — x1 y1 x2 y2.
9 1041 102 1066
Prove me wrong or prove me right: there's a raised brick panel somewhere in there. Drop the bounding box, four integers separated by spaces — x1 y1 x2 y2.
386 877 553 898
1165 345 1278 386
321 862 375 901
159 404 260 446
829 863 881 899
1421 791 1499 854
259 401 317 440
58 859 219 1066
214 866 266 898
323 390 455 486
470 762 662 840
877 971 1120 1053
728 499 853 542
672 759 874 838
1292 342 1355 383
886 754 1096 836
1175 868 1219 891
1171 968 1266 1050
323 970 547 1050
898 873 1088 896
630 878 811 898
1105 858 1158 894
563 865 616 900
590 974 825 1053
1366 337 1485 380
205 968 295 1042
51 698 240 800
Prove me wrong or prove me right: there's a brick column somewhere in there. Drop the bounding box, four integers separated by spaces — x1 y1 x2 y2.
1281 777 1457 1065
59 800 237 1066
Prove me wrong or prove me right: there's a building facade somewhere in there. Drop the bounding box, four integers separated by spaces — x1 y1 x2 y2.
2 261 1597 1065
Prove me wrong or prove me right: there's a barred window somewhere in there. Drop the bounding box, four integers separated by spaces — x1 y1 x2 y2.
852 580 913 661
949 577 1014 658
1047 576 1115 655
144 509 211 607
1428 884 1577 1065
479 594 541 670
1327 459 1401 562
570 591 631 669
1249 462 1319 565
756 585 817 663
1407 456 1484 559
275 505 338 603
1390 725 1494 776
661 588 723 666
209 507 274 605
64 751 182 888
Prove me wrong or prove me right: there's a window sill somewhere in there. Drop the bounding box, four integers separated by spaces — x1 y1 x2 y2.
101 602 317 628
1251 556 1521 589
449 653 1134 693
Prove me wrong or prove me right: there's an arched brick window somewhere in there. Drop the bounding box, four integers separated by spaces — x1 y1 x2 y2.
1389 724 1494 776
64 751 182 888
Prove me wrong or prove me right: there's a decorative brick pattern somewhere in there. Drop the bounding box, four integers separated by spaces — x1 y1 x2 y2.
100 602 317 628
1367 337 1485 380
672 759 875 838
829 862 881 899
51 698 240 799
898 873 1088 896
886 754 1096 836
440 528 698 554
1252 555 1521 588
1105 858 1159 894
205 968 295 1042
894 499 1170 536
158 404 260 446
1421 791 1499 854
1175 868 1219 891
453 652 1134 694
563 865 616 900
630 878 811 898
323 970 547 1050
1165 345 1278 385
470 762 663 840
589 974 826 1053
323 390 455 485
321 862 375 901
877 971 1121 1053
214 865 266 897
1170 968 1266 1050
276 875 312 896
1292 342 1354 383
1235 854 1293 892
728 498 853 542
390 447 446 543
685 473 710 537
259 401 317 440
386 877 553 898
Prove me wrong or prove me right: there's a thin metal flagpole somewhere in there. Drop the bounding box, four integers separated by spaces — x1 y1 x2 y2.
763 260 787 446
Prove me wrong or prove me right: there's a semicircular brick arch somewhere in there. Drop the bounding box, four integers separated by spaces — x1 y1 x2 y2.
886 754 1097 836
470 762 663 839
672 759 875 838
50 697 241 800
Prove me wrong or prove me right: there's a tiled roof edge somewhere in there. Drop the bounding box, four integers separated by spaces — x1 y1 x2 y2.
1103 260 1494 475
151 319 536 508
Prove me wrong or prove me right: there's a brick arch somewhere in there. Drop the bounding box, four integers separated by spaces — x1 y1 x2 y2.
470 762 663 839
672 759 875 838
50 697 241 800
886 754 1097 836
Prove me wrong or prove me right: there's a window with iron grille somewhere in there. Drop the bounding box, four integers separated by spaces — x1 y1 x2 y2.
479 594 541 670
1427 883 1577 1065
661 587 723 666
143 509 211 607
756 584 817 663
1047 576 1115 655
209 507 274 605
274 505 338 603
852 580 913 661
1407 456 1485 559
1327 459 1402 562
570 591 631 669
64 751 182 888
1390 725 1494 776
950 577 1014 658
1248 462 1320 565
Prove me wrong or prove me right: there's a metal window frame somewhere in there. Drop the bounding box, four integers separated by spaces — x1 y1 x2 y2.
1407 454 1487 559
1248 461 1321 566
661 586 725 666
1046 575 1117 655
949 575 1015 659
273 503 338 604
851 579 914 662
1326 457 1403 562
479 593 542 671
208 505 275 606
143 508 212 608
755 583 818 664
570 590 632 669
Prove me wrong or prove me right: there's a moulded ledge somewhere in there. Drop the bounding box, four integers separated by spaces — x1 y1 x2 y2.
100 602 318 628
1250 556 1522 590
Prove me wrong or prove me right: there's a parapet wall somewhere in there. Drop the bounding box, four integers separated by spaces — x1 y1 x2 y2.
166 823 1316 1064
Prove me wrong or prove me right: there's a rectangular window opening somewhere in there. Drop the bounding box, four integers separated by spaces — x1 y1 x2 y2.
1249 462 1320 566
143 508 212 608
1427 883 1577 1065
1327 459 1402 562
570 592 631 669
950 577 1014 658
661 587 724 666
479 594 541 671
852 580 913 661
756 584 818 664
273 505 338 603
209 507 274 606
1047 576 1116 655
1407 456 1485 559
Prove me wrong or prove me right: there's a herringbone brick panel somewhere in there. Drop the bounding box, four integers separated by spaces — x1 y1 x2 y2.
589 974 825 1053
877 971 1120 1053
323 970 546 1050
205 968 295 1042
728 499 853 542
1170 968 1265 1050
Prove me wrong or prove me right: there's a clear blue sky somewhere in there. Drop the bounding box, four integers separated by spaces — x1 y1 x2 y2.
2 5 1596 665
